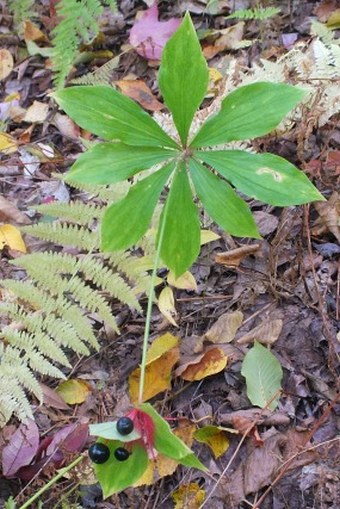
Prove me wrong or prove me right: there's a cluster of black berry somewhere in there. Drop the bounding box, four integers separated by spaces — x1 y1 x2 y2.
89 417 134 464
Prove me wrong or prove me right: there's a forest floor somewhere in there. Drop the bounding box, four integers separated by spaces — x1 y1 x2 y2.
0 1 339 508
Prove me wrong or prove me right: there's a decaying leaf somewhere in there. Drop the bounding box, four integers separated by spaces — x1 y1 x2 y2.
23 101 49 123
56 379 92 405
194 425 230 458
167 270 197 291
158 286 178 326
0 196 31 224
204 310 244 343
116 79 164 111
23 21 48 43
314 191 340 242
176 347 227 381
173 483 206 508
215 243 261 267
203 22 245 59
129 333 180 403
237 318 283 346
0 224 27 252
2 420 40 477
0 49 14 81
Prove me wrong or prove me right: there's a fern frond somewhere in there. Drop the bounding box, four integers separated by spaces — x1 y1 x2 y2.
8 0 35 28
226 6 280 21
71 56 120 86
34 201 104 226
311 21 339 47
21 222 98 250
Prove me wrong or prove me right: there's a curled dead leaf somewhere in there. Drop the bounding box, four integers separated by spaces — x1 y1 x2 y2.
204 310 244 344
215 243 261 267
176 347 227 381
237 319 283 346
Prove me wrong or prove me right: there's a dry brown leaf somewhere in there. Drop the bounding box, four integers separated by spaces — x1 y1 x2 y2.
0 49 14 81
53 113 81 140
204 310 244 344
203 22 244 59
215 243 261 267
314 192 340 242
23 21 48 42
237 319 283 346
116 79 164 111
39 383 70 410
176 347 227 381
0 196 31 224
24 101 49 123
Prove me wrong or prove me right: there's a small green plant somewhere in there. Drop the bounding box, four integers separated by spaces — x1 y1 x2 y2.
50 12 324 498
225 6 281 21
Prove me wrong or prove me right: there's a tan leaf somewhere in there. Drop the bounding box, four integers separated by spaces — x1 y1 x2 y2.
56 379 92 405
24 101 49 123
176 347 227 381
53 113 81 140
0 196 31 224
173 483 206 509
158 286 178 327
167 270 197 291
314 191 340 242
0 49 14 81
23 21 48 42
215 243 261 267
205 310 244 344
39 383 70 410
116 79 164 111
0 133 18 154
0 224 26 252
237 319 283 346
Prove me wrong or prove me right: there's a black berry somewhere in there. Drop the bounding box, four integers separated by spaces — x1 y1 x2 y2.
88 443 110 464
114 447 130 461
116 416 134 435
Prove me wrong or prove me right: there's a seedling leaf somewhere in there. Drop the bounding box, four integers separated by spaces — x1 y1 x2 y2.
241 341 283 410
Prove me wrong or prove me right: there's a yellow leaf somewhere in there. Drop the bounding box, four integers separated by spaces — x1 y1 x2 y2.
0 224 26 252
129 334 180 403
0 133 18 154
200 229 220 245
167 270 197 291
158 286 178 326
204 310 244 344
0 49 14 81
194 425 230 458
173 483 205 509
176 347 227 381
326 9 340 29
56 379 92 404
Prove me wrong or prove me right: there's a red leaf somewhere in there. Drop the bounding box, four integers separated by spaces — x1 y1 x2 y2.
2 419 40 477
129 3 180 60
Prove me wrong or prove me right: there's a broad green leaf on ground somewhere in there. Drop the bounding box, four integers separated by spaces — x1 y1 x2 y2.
197 150 324 206
241 341 283 410
158 12 209 145
160 162 200 277
140 403 207 471
189 158 260 237
67 143 177 184
101 162 174 251
190 82 306 147
93 440 149 498
53 86 179 149
89 422 141 442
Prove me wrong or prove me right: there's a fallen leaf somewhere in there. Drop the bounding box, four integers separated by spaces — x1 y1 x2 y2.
314 191 340 242
0 224 27 252
200 229 220 245
23 20 48 42
0 49 14 81
204 310 244 344
194 425 230 458
0 132 18 154
2 420 40 477
53 113 81 140
215 243 261 267
253 211 279 236
129 3 181 60
24 101 49 123
203 22 245 59
116 79 164 111
237 319 283 346
129 333 180 403
39 383 70 410
0 196 31 224
176 347 227 381
56 379 92 405
173 483 206 509
167 270 197 291
326 8 340 28
158 286 178 326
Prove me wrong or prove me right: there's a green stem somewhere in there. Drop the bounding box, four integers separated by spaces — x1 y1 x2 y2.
18 456 84 509
138 208 168 405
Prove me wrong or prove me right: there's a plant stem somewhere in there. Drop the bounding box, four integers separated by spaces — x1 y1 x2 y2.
138 208 168 405
18 456 84 509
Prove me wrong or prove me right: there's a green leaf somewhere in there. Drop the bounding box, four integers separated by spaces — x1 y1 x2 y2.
160 162 200 277
101 162 175 251
67 142 177 184
190 82 306 147
189 158 260 238
140 403 207 471
197 150 324 206
241 341 283 410
89 422 141 442
158 12 209 146
94 440 149 498
53 86 179 149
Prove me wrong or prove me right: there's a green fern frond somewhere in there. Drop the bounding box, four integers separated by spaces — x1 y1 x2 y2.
71 56 120 85
226 6 280 21
21 222 98 250
34 201 103 226
8 0 35 28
